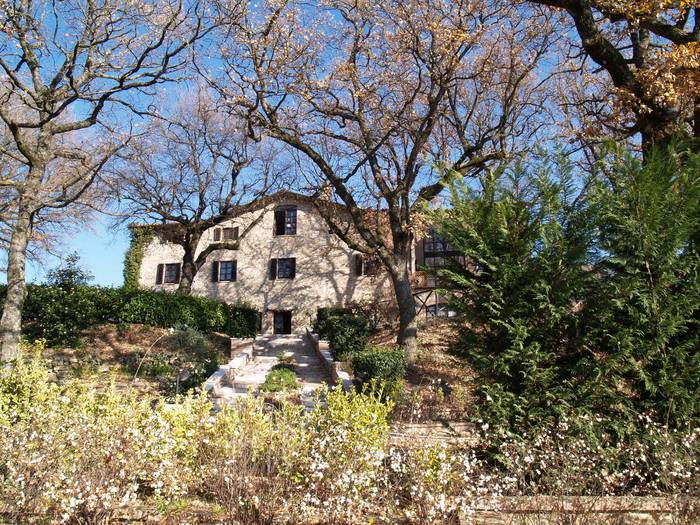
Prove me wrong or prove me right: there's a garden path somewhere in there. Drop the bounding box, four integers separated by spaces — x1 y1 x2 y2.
215 334 330 408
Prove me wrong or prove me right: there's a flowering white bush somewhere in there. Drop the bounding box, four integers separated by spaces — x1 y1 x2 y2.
496 413 700 497
1 350 698 524
293 387 391 522
0 351 214 524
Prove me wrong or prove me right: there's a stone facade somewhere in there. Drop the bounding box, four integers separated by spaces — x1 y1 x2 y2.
136 193 396 333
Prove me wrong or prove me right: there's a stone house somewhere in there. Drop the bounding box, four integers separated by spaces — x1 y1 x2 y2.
130 191 456 334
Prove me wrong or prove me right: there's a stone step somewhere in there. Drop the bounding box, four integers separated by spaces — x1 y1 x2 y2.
210 334 332 408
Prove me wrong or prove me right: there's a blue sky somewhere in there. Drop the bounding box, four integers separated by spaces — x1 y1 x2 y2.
26 218 130 287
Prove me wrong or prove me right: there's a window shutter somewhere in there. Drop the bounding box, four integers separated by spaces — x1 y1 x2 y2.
174 263 181 283
415 239 425 267
367 257 382 276
354 254 363 276
156 264 164 284
232 261 238 281
269 259 277 280
213 228 221 242
232 226 239 240
274 209 285 235
211 261 220 282
290 258 296 278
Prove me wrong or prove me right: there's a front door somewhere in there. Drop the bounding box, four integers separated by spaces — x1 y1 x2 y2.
273 311 292 334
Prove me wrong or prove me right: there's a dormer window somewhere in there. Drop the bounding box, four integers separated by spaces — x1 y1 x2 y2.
213 226 239 242
223 227 238 240
274 206 297 236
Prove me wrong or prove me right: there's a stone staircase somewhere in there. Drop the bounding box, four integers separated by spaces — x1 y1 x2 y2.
206 334 331 409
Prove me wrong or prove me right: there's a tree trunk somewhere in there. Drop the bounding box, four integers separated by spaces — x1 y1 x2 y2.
0 208 32 361
390 260 418 359
694 98 700 143
177 242 198 294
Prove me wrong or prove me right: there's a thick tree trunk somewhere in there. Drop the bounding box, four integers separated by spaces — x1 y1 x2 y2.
177 243 198 294
389 260 418 359
0 209 32 361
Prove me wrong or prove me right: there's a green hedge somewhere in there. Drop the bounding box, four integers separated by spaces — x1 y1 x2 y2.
259 365 300 393
313 307 348 340
0 285 260 347
315 307 370 361
351 346 406 386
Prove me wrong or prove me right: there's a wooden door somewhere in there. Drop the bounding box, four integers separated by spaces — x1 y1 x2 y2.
273 311 292 334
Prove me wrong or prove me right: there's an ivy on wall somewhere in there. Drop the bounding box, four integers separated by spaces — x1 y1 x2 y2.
123 226 155 289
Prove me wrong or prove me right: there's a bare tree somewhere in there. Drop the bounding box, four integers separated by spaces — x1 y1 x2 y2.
0 0 218 361
527 0 700 152
208 0 556 354
111 88 283 293
0 109 113 267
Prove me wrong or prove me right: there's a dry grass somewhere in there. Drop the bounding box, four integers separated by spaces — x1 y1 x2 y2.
370 318 478 423
41 323 230 396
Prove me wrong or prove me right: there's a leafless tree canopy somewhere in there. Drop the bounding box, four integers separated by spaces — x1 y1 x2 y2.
113 89 280 226
111 87 285 292
0 0 219 360
206 0 558 351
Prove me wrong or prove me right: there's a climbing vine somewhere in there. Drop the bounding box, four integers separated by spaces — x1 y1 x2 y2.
123 226 155 289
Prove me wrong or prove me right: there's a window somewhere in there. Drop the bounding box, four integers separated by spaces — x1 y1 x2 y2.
269 257 296 280
211 260 237 282
223 227 239 240
164 263 180 283
354 254 381 276
274 206 297 235
422 231 462 270
156 263 181 284
213 226 239 242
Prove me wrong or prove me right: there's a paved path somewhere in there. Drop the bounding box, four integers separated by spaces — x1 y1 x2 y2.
215 334 330 407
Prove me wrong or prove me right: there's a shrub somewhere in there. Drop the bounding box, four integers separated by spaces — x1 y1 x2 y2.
352 346 407 388
260 365 300 393
494 413 700 497
296 386 392 521
582 145 700 429
0 350 215 524
45 252 93 290
224 303 261 338
327 314 370 360
0 284 261 348
347 299 396 332
433 143 700 435
117 289 231 333
0 341 52 426
121 290 260 338
314 307 371 360
126 325 223 395
2 352 699 524
313 306 348 340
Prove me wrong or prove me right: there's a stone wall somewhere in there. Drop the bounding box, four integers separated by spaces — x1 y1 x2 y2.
304 329 353 392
